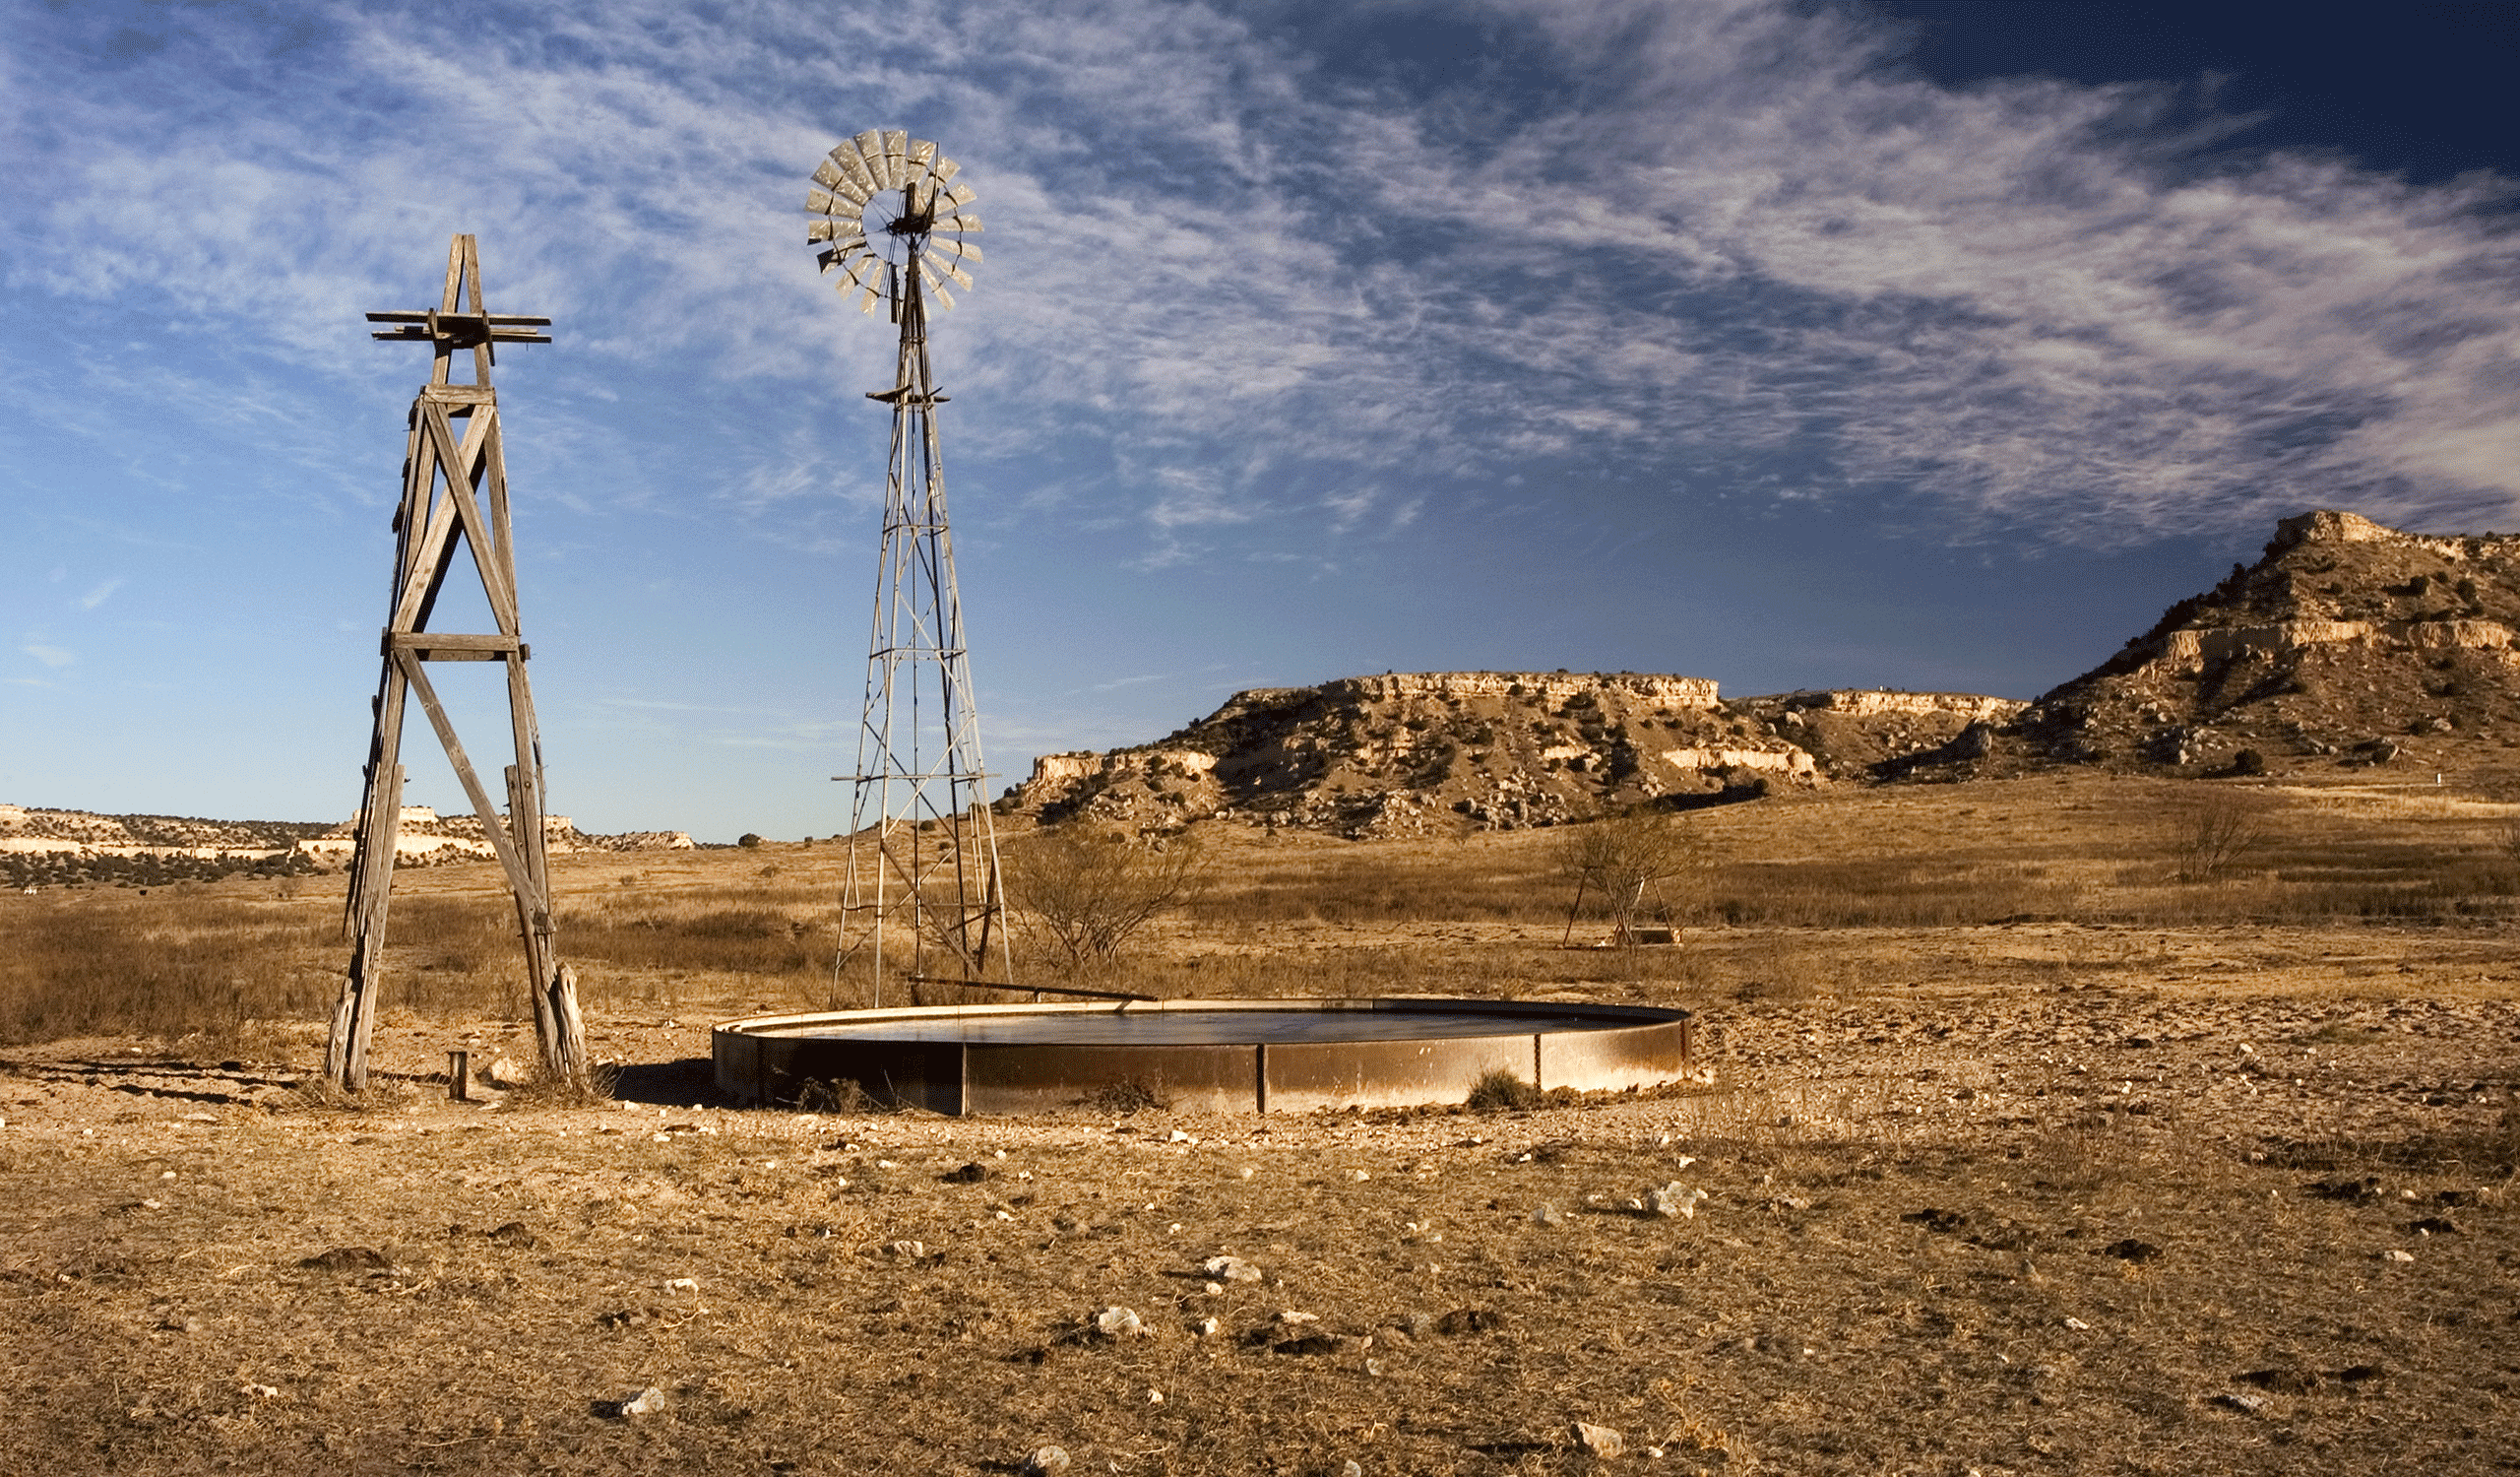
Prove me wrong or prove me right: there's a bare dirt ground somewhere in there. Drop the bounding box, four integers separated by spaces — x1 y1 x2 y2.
5 949 2515 1475
4 772 2518 1474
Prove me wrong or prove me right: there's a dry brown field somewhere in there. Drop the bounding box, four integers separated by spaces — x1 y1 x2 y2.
3 769 2516 1475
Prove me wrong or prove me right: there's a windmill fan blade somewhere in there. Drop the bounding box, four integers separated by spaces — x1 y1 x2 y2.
851 129 886 185
881 129 909 180
930 156 960 185
807 219 847 243
859 274 883 314
807 188 838 214
907 138 936 176
812 159 846 192
937 237 982 265
938 259 974 290
937 213 982 234
817 244 868 272
836 143 878 198
921 266 956 311
945 183 976 208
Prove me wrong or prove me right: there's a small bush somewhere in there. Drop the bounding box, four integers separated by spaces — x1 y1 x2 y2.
2231 749 2266 776
737 833 763 849
1467 1068 1541 1113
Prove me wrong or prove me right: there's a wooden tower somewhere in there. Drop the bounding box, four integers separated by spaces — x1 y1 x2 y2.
327 234 587 1092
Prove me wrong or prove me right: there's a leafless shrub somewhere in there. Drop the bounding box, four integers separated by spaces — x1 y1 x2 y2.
1467 1068 1541 1112
1555 809 1703 938
1007 826 1206 974
2169 793 2269 882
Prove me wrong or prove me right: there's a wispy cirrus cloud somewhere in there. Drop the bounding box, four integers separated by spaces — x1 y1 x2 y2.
5 0 2516 563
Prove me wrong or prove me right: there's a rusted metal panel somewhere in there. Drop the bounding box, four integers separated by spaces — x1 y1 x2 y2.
1261 1032 1533 1114
965 1043 1256 1114
1537 1016 1691 1094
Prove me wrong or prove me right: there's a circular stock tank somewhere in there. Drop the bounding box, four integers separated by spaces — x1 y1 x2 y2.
713 996 1695 1115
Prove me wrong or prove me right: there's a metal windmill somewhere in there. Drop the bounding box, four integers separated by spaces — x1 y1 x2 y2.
807 129 1013 1003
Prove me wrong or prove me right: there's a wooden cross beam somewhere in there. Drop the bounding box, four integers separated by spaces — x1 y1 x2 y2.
326 233 588 1095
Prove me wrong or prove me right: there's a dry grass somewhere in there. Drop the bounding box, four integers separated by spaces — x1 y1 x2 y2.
2 768 2518 1471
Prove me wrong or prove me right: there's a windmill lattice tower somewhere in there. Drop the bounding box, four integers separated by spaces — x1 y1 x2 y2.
807 129 1013 1003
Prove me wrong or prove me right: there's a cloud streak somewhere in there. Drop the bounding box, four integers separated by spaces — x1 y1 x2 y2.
6 0 2516 561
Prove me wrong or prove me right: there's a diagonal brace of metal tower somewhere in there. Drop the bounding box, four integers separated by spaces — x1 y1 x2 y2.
328 233 589 1091
834 251 1015 1003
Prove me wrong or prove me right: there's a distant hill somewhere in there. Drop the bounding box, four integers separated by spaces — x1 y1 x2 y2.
1005 672 2020 837
0 802 692 889
2020 509 2520 773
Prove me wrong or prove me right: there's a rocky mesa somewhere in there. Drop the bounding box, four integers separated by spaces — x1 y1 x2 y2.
1006 672 2021 837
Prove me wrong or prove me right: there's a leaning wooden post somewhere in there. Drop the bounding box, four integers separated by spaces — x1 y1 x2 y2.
327 234 589 1093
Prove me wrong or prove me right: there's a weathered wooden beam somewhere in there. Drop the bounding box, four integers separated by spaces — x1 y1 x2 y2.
393 650 538 906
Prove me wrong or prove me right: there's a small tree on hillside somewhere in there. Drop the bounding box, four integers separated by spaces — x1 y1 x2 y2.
1555 809 1701 943
1008 826 1207 975
2169 792 2268 882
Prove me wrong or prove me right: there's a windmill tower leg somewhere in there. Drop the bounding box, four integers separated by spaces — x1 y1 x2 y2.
325 234 586 1093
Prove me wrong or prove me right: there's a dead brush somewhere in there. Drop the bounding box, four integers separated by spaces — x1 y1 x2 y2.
284 1071 416 1113
1466 1068 1542 1113
500 1059 623 1109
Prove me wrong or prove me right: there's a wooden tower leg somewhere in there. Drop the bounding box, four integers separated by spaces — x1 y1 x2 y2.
329 668 410 1091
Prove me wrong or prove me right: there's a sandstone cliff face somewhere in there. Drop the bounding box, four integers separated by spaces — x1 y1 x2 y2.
2022 509 2520 771
1007 673 2020 838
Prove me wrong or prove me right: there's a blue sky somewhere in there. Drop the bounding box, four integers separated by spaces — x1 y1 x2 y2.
5 0 2517 840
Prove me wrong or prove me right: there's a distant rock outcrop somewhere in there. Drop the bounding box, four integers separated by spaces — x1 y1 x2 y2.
2022 509 2520 772
1005 672 2020 837
1 802 692 869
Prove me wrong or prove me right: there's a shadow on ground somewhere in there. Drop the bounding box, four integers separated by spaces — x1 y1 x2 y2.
608 1057 723 1108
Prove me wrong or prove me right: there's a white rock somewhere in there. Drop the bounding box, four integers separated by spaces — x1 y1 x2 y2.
1022 1446 1070 1476
1278 1310 1319 1325
1193 1316 1221 1337
1645 1184 1707 1218
2384 1249 2416 1262
1094 1306 1145 1338
613 1386 664 1418
1203 1254 1262 1282
1573 1420 1626 1458
663 1277 698 1293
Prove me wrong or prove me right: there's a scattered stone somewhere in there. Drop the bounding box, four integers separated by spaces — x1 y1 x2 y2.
1022 1445 1071 1476
2102 1238 2163 1263
1191 1316 1220 1338
2212 1390 2270 1417
484 1057 531 1089
297 1247 389 1272
887 1240 928 1260
608 1386 664 1419
1093 1306 1146 1339
663 1277 699 1293
1573 1421 1626 1458
2062 1316 2092 1331
1644 1184 1707 1219
1278 1310 1319 1325
940 1162 987 1184
1533 1204 1563 1227
1203 1254 1262 1282
2383 1249 2416 1263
